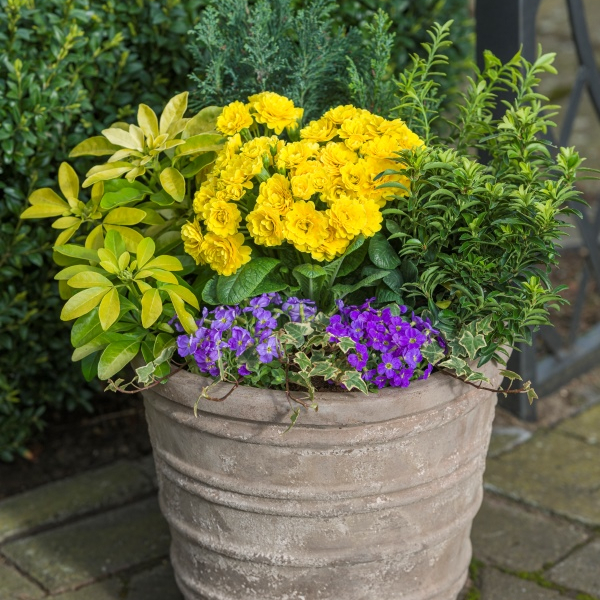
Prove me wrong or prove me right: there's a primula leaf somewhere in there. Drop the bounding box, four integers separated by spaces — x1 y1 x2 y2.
202 277 219 305
369 232 401 269
216 258 280 305
98 339 141 380
332 270 390 300
98 287 121 330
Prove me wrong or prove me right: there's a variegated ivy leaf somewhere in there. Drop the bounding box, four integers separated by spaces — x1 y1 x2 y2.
309 362 339 380
438 356 470 378
421 341 445 364
294 352 312 372
458 328 486 359
340 371 368 394
499 369 523 381
337 336 356 353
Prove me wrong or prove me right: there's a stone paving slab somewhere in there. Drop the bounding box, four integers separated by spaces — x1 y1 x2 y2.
481 568 564 600
556 404 600 445
127 562 183 600
0 461 154 543
546 539 600 597
0 559 44 599
49 579 123 600
471 494 589 572
487 427 532 458
484 430 600 525
2 497 170 594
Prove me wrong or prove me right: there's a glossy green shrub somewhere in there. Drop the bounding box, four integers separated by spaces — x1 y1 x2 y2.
0 0 202 461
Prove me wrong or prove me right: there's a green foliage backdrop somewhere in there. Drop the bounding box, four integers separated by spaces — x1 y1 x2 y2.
0 0 473 460
0 0 203 460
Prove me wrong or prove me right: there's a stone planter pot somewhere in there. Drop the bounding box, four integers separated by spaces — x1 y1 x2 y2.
142 359 503 600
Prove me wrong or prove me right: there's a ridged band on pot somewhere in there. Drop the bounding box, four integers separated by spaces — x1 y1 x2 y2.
142 360 504 600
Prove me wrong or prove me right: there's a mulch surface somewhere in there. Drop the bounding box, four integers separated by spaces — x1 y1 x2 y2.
0 392 152 500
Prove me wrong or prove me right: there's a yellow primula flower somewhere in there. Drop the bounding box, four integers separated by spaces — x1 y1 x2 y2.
204 200 242 236
246 206 285 247
361 199 383 237
361 135 401 161
193 182 217 215
216 101 254 136
219 155 255 191
295 161 329 195
291 173 315 200
283 200 328 253
378 119 424 150
300 117 338 142
323 104 360 125
319 142 358 178
248 92 304 134
338 118 371 151
240 136 272 161
276 140 319 173
181 220 206 265
327 196 367 239
256 174 295 215
201 232 251 276
340 159 371 196
311 224 350 262
321 176 349 206
215 133 243 171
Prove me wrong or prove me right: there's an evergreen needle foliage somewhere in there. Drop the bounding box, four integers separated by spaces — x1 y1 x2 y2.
188 0 398 119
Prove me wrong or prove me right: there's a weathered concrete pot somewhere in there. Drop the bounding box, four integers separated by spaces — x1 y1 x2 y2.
142 360 503 600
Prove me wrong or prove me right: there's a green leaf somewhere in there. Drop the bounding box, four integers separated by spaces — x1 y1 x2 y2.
159 91 188 135
439 356 470 377
180 152 217 178
175 133 224 157
340 371 368 394
100 185 146 212
310 362 339 379
184 106 222 137
216 258 280 305
332 270 389 300
458 329 487 359
98 340 141 380
294 352 312 371
368 232 401 269
167 290 197 334
103 207 146 226
21 204 68 219
499 369 523 381
337 336 356 353
141 289 163 328
160 167 186 202
61 287 111 321
103 225 143 253
54 244 98 262
67 271 113 288
81 352 101 382
54 264 106 280
70 136 120 157
136 238 156 269
104 229 126 259
99 287 121 330
421 341 445 364
202 277 219 305
144 255 183 272
400 259 418 283
71 308 103 348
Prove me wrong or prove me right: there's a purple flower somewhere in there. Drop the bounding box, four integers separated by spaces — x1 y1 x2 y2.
238 364 252 377
267 292 283 305
347 342 368 370
168 315 184 333
177 333 198 357
228 326 254 357
395 326 427 349
392 368 412 388
282 297 316 322
377 352 402 379
256 335 280 363
419 363 434 380
212 307 237 331
403 346 423 368
254 308 278 331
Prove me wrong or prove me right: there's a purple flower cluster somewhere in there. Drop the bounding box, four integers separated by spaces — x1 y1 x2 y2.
326 298 443 389
175 294 315 378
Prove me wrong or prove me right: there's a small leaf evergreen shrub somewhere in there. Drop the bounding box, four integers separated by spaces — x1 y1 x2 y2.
0 0 202 460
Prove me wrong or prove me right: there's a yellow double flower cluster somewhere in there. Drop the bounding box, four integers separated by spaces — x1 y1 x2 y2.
181 92 423 276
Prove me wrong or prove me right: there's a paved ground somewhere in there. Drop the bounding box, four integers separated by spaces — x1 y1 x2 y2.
1 367 599 600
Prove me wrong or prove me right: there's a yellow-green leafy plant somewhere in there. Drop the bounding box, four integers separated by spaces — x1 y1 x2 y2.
21 92 223 380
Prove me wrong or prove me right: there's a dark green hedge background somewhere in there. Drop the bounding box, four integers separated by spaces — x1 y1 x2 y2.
0 0 472 460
